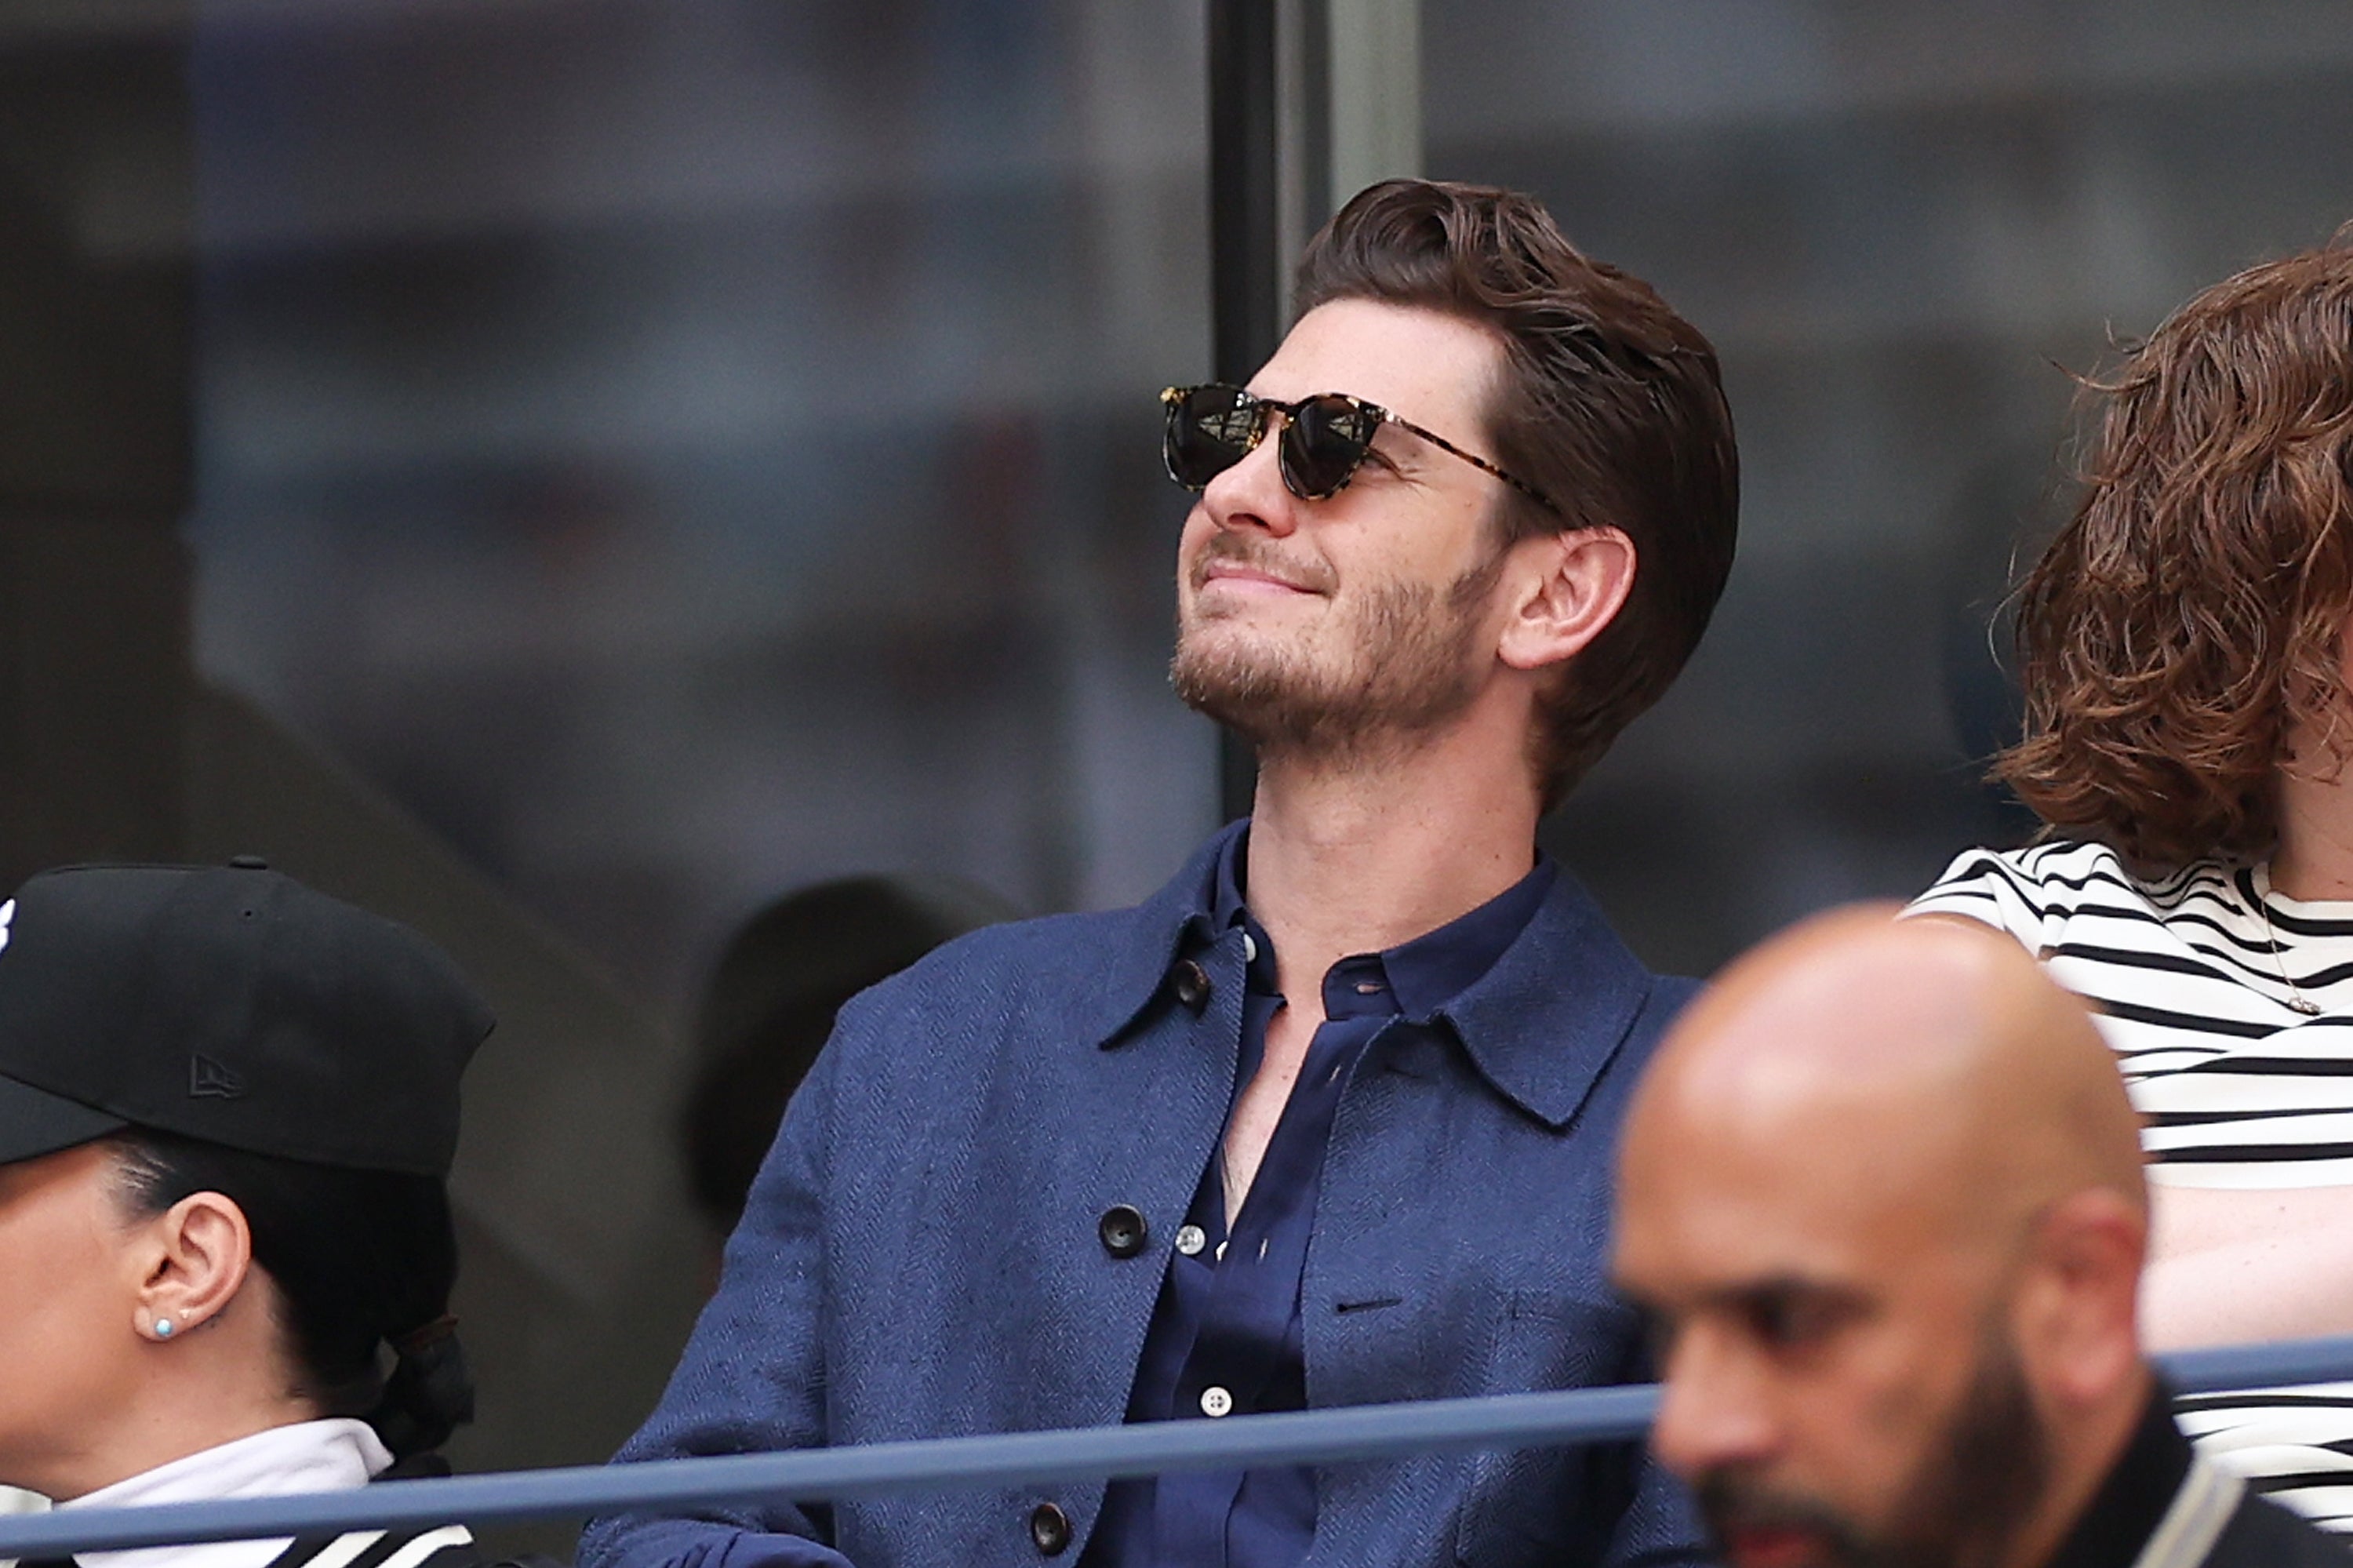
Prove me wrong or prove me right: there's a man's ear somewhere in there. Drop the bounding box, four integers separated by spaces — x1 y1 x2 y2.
129 1191 255 1344
1496 526 1638 672
2010 1188 2147 1410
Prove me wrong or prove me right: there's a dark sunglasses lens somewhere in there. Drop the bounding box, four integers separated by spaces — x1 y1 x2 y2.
1165 386 1260 489
1281 396 1379 498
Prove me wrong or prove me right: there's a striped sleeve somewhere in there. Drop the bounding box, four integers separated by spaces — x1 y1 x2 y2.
1904 845 2058 952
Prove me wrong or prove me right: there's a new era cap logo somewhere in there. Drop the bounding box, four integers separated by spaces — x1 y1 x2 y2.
189 1054 245 1100
0 899 13 955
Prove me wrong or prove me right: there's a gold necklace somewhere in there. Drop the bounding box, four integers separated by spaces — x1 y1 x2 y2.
2256 864 2323 1016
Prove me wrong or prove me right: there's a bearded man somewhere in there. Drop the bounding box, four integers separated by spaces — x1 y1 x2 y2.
1614 909 2353 1568
581 177 1740 1568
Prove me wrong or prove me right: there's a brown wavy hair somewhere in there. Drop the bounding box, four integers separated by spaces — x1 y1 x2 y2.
1997 237 2353 869
1296 179 1740 809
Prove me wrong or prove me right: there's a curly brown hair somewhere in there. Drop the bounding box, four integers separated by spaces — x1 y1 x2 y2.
1296 180 1740 809
1997 238 2353 869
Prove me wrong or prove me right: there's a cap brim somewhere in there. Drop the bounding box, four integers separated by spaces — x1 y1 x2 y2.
0 1071 128 1165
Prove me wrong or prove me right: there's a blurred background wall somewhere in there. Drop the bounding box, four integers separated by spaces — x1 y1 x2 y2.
184 0 1217 1513
7 0 2353 1496
190 0 1220 1002
1433 2 2353 973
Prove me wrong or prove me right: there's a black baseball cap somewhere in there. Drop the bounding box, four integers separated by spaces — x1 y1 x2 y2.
0 860 494 1176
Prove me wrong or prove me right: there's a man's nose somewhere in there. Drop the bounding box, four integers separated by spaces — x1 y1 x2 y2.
1649 1330 1783 1482
1199 420 1300 538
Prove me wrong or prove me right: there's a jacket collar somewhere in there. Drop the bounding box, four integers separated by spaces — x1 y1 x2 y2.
1086 820 1246 1050
1091 820 1657 1130
1431 857 1655 1128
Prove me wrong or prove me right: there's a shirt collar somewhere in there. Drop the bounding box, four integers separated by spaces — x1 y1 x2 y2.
1380 859 1556 1020
64 1419 393 1512
63 1420 393 1568
1209 828 1555 1021
1094 820 1660 1130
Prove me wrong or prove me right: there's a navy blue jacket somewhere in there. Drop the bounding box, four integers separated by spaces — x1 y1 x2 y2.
580 824 1707 1568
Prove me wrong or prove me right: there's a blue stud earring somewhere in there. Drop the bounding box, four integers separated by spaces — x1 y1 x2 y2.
154 1318 174 1338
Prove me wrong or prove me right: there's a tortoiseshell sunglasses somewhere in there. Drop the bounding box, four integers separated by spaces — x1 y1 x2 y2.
1159 384 1561 515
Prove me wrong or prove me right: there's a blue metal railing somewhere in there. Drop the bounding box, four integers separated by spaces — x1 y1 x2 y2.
4 1334 2350 1559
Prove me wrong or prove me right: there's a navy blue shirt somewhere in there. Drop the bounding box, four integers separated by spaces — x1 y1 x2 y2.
1082 836 1557 1568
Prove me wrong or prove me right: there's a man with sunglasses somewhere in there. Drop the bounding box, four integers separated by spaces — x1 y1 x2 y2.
583 179 1739 1568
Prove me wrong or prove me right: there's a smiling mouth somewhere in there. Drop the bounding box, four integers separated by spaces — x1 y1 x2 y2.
1198 562 1318 595
1189 539 1333 597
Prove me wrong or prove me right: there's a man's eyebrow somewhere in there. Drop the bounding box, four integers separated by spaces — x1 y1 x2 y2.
1647 1271 1864 1308
1716 1271 1827 1297
1609 1271 1849 1308
1700 1274 1868 1312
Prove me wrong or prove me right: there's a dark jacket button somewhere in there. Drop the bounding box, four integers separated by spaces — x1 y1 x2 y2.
1170 958 1212 1013
1029 1501 1072 1556
1097 1204 1147 1258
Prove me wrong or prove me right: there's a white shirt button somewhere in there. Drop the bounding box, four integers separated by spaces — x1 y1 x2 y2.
1175 1224 1207 1257
1200 1386 1234 1418
1241 931 1258 963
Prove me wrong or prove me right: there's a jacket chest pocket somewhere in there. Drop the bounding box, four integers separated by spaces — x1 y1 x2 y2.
1452 1289 1647 1566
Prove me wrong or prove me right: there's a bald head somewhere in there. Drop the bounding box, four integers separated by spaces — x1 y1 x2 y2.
1613 905 2155 1568
1627 907 2144 1250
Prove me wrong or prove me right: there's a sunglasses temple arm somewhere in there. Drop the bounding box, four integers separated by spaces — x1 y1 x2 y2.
1384 414 1564 517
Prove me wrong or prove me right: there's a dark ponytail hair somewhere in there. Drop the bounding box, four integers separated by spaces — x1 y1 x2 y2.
107 1130 475 1462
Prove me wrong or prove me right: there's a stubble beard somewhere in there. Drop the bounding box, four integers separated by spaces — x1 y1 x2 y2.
1693 1321 2053 1568
1169 538 1508 768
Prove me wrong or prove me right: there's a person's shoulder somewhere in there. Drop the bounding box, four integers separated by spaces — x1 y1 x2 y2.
1904 839 2155 940
852 903 1153 1003
2208 1488 2353 1568
1504 864 1699 1062
1647 971 1704 1014
849 829 1238 1018
1924 837 2133 895
820 853 1211 1065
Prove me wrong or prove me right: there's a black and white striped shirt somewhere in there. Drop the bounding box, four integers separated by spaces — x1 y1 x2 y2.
24 1525 478 1568
1913 839 2353 1529
253 1525 478 1568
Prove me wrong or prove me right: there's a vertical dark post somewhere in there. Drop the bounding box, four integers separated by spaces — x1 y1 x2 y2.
0 30 195 886
1206 0 1282 822
1292 0 1333 250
